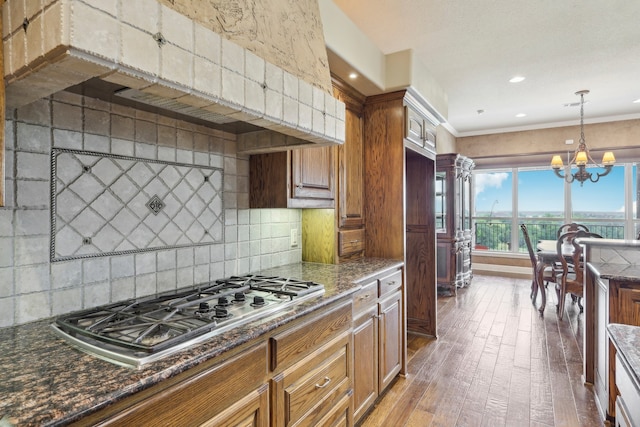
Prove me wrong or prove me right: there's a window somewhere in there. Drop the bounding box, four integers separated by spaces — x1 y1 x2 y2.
472 164 637 254
473 170 512 251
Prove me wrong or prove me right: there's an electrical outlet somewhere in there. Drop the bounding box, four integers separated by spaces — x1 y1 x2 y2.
290 228 298 247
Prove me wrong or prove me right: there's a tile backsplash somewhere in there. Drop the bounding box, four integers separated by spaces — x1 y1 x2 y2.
0 91 302 328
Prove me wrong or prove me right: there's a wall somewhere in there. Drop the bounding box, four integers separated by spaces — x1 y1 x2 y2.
0 92 302 328
457 118 640 165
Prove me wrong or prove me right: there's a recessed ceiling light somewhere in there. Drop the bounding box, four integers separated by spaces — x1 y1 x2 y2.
348 72 358 79
477 109 485 115
509 76 525 83
634 98 640 103
515 113 526 118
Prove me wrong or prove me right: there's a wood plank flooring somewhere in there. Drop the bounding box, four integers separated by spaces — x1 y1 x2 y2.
358 274 604 427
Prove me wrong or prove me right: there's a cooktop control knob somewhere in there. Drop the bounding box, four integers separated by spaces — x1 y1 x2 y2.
252 296 265 306
234 292 245 302
217 296 229 306
198 302 210 312
215 307 229 318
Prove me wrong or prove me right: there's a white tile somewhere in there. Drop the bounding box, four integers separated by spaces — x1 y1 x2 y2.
193 56 221 98
120 0 158 33
135 272 156 297
298 104 312 131
111 255 135 279
82 0 118 16
14 236 48 266
84 281 110 308
283 71 298 99
176 267 194 287
161 44 192 86
112 138 135 156
111 276 135 301
193 264 209 283
83 257 110 283
157 270 176 293
51 260 82 289
158 146 176 162
194 23 221 64
53 129 83 149
221 69 244 107
16 292 50 324
14 210 49 236
0 267 14 298
265 89 283 121
0 237 13 268
312 108 324 134
16 180 49 208
136 252 156 274
52 287 82 316
160 5 193 51
121 23 160 76
221 38 244 74
15 264 50 293
70 2 119 61
245 50 264 83
282 96 298 126
84 134 110 153
245 79 265 115
16 123 51 152
157 249 176 271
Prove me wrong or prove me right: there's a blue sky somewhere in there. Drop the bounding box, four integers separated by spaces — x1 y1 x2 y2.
474 165 630 214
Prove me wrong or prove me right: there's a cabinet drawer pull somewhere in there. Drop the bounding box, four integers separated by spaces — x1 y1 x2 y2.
358 293 371 301
350 239 359 243
296 183 303 188
387 281 397 286
315 376 331 389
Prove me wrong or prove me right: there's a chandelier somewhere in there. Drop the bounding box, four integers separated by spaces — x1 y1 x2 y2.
550 90 615 186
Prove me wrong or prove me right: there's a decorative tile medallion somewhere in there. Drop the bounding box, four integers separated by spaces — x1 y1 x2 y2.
51 149 224 261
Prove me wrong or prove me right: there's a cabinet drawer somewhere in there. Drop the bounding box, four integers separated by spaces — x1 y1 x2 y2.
284 341 349 425
378 270 403 298
352 281 377 314
338 228 365 256
270 301 352 372
616 354 640 426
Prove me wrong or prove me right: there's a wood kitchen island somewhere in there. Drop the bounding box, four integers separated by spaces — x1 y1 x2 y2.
581 238 640 424
0 258 404 426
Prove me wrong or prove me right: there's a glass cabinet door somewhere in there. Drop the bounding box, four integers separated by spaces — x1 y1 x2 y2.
462 176 471 230
436 172 446 231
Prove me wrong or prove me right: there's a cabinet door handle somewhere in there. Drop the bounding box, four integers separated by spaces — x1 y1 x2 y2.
296 183 303 188
350 239 359 243
315 376 331 389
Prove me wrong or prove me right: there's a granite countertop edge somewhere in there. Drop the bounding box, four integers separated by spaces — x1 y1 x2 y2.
608 323 640 393
587 261 640 282
0 258 403 427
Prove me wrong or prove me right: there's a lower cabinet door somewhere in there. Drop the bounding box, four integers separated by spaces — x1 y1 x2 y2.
271 331 351 427
352 307 378 422
200 384 269 427
378 290 402 392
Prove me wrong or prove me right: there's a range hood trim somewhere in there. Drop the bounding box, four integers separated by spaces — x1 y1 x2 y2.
3 0 345 154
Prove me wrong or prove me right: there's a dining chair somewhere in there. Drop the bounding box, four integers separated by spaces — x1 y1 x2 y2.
555 229 602 320
556 223 589 238
520 224 555 303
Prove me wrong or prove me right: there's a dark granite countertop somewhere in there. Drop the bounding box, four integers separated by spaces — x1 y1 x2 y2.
587 262 640 282
0 258 403 427
608 323 640 392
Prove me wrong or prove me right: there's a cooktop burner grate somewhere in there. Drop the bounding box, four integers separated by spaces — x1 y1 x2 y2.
52 274 325 368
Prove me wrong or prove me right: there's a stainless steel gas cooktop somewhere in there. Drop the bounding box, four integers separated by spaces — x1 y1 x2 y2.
51 275 324 368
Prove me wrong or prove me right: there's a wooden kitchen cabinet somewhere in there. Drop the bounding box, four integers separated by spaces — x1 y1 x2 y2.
436 153 474 295
270 300 353 426
351 268 404 423
250 146 335 209
73 342 270 427
302 77 366 264
364 89 438 337
587 267 640 422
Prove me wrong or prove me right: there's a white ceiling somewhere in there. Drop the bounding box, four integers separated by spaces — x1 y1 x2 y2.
332 0 640 137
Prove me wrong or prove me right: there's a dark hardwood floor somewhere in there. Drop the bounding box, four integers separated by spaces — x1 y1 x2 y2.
359 274 604 427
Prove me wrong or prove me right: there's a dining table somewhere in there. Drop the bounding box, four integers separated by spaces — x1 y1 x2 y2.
533 239 576 314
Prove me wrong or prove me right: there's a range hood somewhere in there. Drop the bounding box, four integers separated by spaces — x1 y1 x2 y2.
2 0 345 154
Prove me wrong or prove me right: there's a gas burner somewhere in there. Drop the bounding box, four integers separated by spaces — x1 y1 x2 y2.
52 274 325 368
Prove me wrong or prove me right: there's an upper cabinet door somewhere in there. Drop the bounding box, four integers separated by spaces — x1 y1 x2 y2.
291 146 335 200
